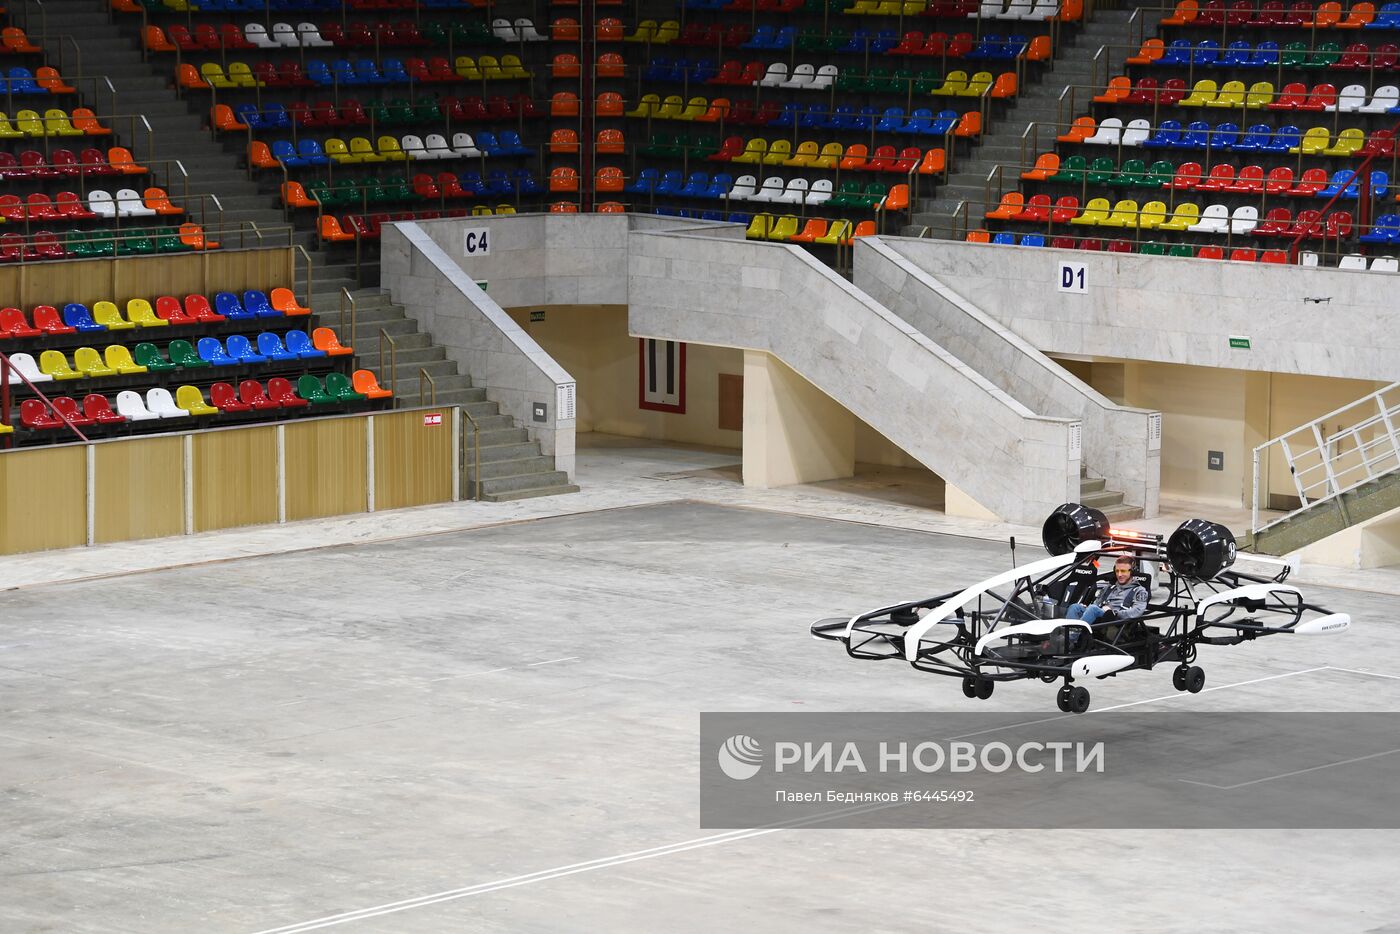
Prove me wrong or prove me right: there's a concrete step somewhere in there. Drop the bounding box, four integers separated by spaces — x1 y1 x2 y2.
464 426 530 447
1101 503 1145 523
467 440 543 464
468 455 558 481
480 482 581 503
1080 489 1126 511
1080 476 1106 495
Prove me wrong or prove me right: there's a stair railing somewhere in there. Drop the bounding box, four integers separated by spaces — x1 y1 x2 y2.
1252 382 1400 533
378 328 397 395
0 349 89 445
463 406 482 502
339 287 357 351
295 245 313 314
418 368 436 407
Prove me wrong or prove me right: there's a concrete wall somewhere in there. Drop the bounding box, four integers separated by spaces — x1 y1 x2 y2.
883 239 1400 382
1296 505 1400 569
627 226 1081 525
856 239 1160 514
379 222 578 477
743 351 855 488
505 304 744 449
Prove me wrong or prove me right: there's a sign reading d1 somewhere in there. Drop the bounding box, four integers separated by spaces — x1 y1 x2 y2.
423 413 442 427
1057 261 1087 294
463 227 490 256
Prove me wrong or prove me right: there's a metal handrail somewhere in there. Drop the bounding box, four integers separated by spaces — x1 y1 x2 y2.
418 367 436 407
340 287 356 351
459 401 481 502
0 349 89 444
378 328 397 395
295 244 313 312
1251 382 1400 532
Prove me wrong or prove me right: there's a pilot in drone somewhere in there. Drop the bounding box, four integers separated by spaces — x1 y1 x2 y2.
1065 555 1149 630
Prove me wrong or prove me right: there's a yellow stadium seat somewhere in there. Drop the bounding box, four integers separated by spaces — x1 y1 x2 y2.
0 112 22 139
1100 199 1142 228
44 109 82 136
455 56 483 80
1138 200 1168 229
678 96 708 120
626 93 659 118
815 219 853 244
176 385 219 416
349 137 385 163
87 298 135 329
1323 127 1364 157
1069 197 1112 225
731 138 768 164
74 346 118 378
40 349 81 380
1245 81 1274 109
499 54 531 79
92 300 136 330
15 109 44 137
478 55 504 80
931 71 968 96
1290 126 1330 155
785 141 820 166
959 71 994 96
654 95 685 119
104 344 148 375
762 139 792 165
1206 80 1246 108
745 213 773 239
1180 79 1218 107
376 135 407 161
812 142 843 169
1157 202 1201 232
200 62 236 89
767 215 800 241
325 138 357 163
126 298 168 328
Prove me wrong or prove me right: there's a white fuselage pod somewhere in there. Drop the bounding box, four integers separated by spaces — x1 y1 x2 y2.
1195 582 1302 621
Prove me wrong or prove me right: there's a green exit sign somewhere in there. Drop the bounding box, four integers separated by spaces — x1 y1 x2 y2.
1228 336 1251 349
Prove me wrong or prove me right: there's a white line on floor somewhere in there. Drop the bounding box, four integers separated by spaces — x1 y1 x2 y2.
1091 666 1330 712
1179 747 1400 790
526 656 579 667
248 803 891 934
1325 666 1400 681
427 667 511 683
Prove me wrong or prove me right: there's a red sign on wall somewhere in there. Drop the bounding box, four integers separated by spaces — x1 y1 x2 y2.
423 413 442 427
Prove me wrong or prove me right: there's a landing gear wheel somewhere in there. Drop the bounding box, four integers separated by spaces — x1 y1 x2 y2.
975 678 995 700
1069 686 1091 714
962 677 979 699
1186 665 1206 694
1172 664 1190 692
1056 685 1074 712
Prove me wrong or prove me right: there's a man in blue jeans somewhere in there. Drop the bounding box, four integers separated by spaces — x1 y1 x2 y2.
1066 556 1149 630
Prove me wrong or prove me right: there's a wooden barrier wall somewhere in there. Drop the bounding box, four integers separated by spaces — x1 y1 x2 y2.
0 407 460 556
0 247 298 309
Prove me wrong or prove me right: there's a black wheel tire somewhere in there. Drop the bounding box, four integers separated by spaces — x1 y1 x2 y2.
1056 685 1073 712
1186 666 1206 694
1070 686 1091 714
975 678 995 700
962 677 979 699
1172 665 1189 692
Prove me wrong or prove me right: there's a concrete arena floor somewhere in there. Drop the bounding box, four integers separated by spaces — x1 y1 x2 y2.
4 501 1400 934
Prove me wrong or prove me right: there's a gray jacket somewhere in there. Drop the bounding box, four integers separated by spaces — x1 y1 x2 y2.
1090 580 1148 619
